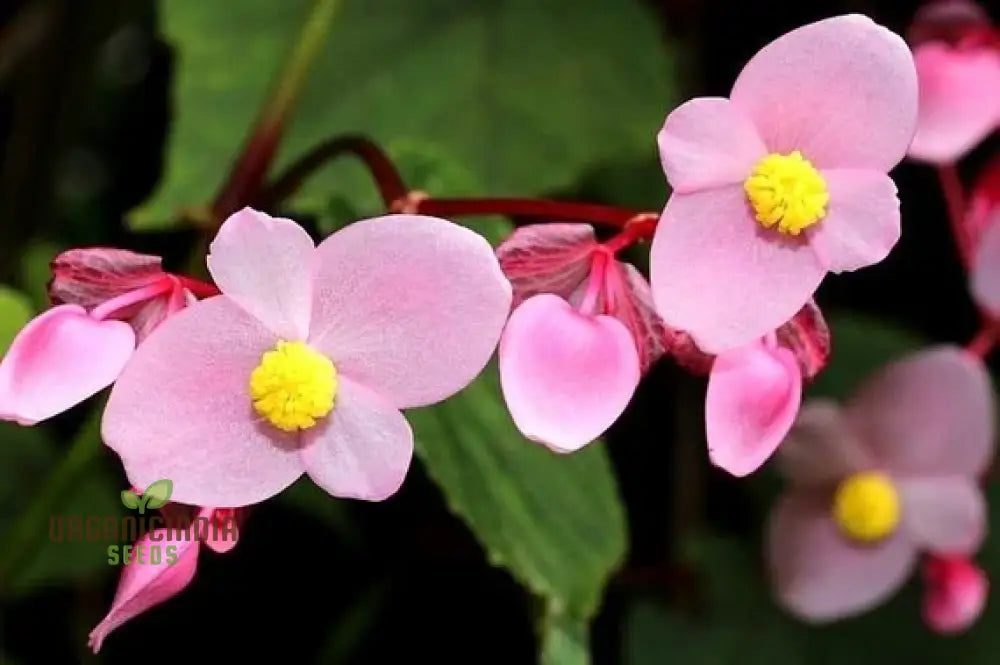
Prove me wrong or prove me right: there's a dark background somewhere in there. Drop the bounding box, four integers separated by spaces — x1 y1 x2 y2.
1 1 997 663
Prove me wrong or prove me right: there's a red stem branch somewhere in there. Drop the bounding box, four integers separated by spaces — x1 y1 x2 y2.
255 135 407 209
412 197 650 228
257 134 656 231
965 325 997 360
938 165 970 267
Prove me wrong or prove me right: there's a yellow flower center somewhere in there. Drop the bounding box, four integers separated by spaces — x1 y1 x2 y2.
744 151 829 235
831 471 900 543
249 340 337 432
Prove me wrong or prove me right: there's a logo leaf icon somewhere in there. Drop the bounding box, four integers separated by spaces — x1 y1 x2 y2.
120 490 140 510
143 479 173 510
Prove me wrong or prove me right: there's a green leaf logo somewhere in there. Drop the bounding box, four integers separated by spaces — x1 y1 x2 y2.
144 479 173 508
120 490 140 510
122 479 174 514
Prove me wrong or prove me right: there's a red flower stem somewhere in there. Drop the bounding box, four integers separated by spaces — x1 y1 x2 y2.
175 275 221 299
255 134 408 209
577 251 608 316
965 325 997 360
938 164 971 267
602 213 660 253
259 134 656 230
412 197 653 229
210 0 344 222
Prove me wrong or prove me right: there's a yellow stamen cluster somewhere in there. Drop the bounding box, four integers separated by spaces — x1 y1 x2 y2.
744 151 829 235
249 340 337 432
832 471 900 543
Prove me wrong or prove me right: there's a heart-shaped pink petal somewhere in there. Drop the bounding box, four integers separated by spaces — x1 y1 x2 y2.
498 294 640 452
705 342 802 476
0 304 135 425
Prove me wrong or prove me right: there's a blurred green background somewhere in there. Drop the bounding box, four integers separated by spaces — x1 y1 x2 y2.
0 0 998 663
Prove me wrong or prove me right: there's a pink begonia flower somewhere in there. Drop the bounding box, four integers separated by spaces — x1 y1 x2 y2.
89 503 244 652
906 0 1000 163
922 555 989 634
969 156 1000 312
651 15 918 353
0 249 203 425
705 337 801 477
767 346 994 622
102 208 512 507
495 223 670 451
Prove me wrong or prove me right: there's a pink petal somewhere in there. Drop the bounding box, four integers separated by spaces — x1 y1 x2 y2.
922 556 988 634
309 214 512 409
0 305 134 425
498 294 640 453
844 346 994 476
301 377 413 501
898 477 986 554
649 185 825 353
777 399 872 487
970 215 1000 314
705 342 801 476
605 261 674 373
206 207 315 340
50 247 164 309
907 43 1000 164
102 296 304 508
766 491 917 622
657 96 767 193
200 507 241 554
495 223 597 306
730 15 918 171
774 300 831 380
808 170 901 273
88 531 200 653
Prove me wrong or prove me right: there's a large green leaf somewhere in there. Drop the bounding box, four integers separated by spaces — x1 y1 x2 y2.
409 363 627 661
136 0 678 227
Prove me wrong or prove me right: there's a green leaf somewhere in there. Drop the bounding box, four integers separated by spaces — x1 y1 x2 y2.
18 241 60 312
142 479 174 509
136 0 678 227
0 286 34 354
409 363 627 643
540 613 590 665
119 490 140 510
0 413 121 596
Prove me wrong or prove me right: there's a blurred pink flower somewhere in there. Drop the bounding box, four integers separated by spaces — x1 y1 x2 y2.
102 207 512 507
906 0 1000 163
651 15 917 353
0 249 202 425
88 503 245 653
922 554 989 634
767 346 994 622
496 223 669 451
